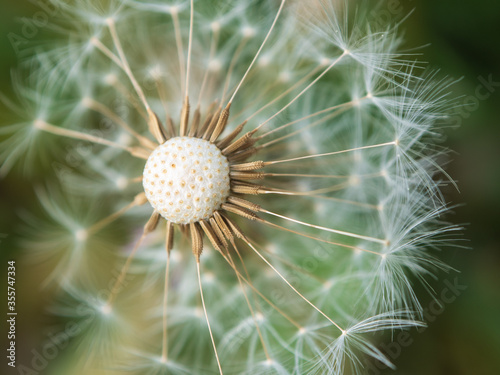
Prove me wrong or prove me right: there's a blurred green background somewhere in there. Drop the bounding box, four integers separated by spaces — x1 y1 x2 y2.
1 1 499 374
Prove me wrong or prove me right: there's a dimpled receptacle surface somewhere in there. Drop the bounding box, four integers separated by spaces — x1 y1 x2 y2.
143 137 230 224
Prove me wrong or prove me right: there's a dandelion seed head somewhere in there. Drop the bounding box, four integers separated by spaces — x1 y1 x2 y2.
258 54 271 67
208 58 223 72
149 65 163 80
100 303 113 316
117 133 133 146
210 21 221 32
265 358 274 366
323 280 333 290
104 73 118 85
320 56 331 66
75 228 88 242
195 306 203 318
115 176 128 190
349 175 361 186
2 0 460 373
255 312 265 322
278 71 292 83
143 137 230 224
241 26 257 38
169 5 180 15
203 271 215 283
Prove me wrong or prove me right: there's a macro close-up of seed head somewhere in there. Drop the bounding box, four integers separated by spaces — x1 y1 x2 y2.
4 0 493 374
143 137 231 225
